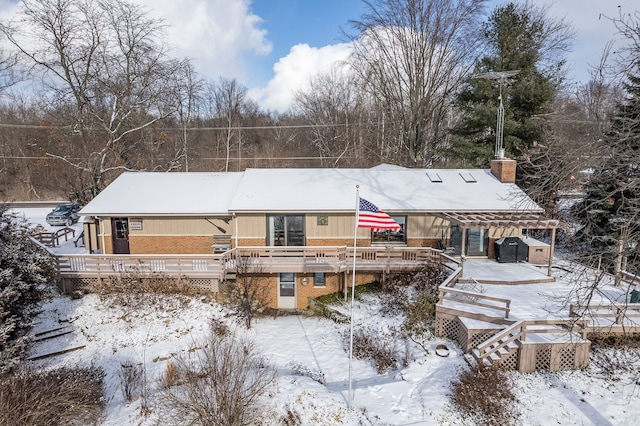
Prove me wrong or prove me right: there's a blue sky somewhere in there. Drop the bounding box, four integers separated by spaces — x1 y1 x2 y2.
249 0 366 77
0 0 637 111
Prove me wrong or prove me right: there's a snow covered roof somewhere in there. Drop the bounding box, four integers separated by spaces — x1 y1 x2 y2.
79 167 542 216
79 172 244 216
230 168 541 213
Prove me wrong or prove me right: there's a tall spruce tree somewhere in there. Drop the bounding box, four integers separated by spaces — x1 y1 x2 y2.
572 71 640 273
447 2 570 167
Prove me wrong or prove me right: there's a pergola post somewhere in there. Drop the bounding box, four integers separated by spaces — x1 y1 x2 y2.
460 228 467 259
547 227 556 277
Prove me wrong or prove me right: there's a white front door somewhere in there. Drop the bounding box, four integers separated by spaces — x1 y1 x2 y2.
278 273 297 309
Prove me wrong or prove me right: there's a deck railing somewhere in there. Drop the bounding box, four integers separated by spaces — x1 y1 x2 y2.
55 246 444 279
56 253 227 280
473 318 588 365
438 286 512 319
569 303 640 328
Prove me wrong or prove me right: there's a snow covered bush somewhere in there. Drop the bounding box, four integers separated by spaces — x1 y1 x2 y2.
157 327 277 425
349 326 403 373
0 206 55 373
88 265 196 310
451 365 519 426
382 264 448 355
380 263 447 316
288 360 325 384
118 361 143 403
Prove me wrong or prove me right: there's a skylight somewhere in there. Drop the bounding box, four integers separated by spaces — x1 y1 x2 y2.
459 172 477 183
426 172 442 183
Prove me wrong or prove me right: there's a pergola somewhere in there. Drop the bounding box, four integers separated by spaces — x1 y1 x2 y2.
436 212 560 276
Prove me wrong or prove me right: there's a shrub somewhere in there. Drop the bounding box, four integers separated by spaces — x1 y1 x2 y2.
161 361 180 389
157 327 277 425
401 292 438 354
348 326 401 373
380 264 447 316
210 317 230 337
87 266 197 311
381 264 448 355
450 366 519 426
118 361 143 403
287 361 325 384
0 365 105 426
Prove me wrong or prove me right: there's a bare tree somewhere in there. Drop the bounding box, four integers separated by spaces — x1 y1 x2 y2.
346 0 488 166
1 0 196 195
295 67 364 166
203 78 257 172
222 256 270 329
0 48 21 94
172 62 205 172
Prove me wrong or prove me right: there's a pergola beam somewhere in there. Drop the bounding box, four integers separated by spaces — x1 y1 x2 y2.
437 212 559 230
435 212 559 277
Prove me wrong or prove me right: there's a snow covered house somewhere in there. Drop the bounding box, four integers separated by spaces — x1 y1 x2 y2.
68 159 558 309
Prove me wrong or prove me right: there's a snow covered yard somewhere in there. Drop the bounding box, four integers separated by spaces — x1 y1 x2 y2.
25 288 640 426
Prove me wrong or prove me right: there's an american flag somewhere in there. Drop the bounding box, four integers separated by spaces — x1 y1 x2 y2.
357 198 401 232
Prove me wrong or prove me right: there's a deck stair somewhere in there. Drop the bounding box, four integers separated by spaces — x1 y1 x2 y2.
472 320 524 368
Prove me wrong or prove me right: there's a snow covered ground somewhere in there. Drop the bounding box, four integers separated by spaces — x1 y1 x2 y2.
11 208 640 425
26 288 640 425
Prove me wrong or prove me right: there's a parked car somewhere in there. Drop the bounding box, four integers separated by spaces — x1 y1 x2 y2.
46 203 81 226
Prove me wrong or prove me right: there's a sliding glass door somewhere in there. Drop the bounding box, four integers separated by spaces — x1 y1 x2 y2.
450 224 489 256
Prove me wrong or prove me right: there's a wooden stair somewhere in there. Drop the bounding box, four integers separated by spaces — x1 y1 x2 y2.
471 320 524 368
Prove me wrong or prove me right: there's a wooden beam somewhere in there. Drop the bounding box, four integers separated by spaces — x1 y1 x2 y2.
548 227 556 277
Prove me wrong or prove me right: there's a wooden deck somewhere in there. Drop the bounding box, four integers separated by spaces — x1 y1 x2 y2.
54 246 453 292
436 262 640 372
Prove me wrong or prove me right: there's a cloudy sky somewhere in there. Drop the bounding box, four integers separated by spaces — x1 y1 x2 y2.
0 0 637 112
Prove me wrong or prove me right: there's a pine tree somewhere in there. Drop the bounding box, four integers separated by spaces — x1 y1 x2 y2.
447 2 567 167
0 206 55 373
573 71 640 272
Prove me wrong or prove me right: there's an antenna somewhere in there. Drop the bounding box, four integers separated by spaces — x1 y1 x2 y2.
472 70 519 159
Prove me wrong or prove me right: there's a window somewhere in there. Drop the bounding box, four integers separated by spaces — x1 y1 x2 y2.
371 216 406 243
279 273 295 296
267 215 305 246
313 272 326 287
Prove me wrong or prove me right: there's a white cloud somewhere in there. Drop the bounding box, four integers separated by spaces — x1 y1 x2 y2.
249 42 353 113
0 0 272 83
134 0 272 81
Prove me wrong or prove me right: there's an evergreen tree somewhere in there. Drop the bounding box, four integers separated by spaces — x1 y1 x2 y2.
447 2 569 167
573 71 640 273
0 206 55 373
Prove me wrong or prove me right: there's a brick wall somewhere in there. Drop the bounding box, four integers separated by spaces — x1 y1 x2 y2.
306 238 371 247
129 236 213 254
407 238 439 248
237 238 266 246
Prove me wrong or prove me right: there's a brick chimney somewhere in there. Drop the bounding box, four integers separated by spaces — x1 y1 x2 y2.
490 158 516 183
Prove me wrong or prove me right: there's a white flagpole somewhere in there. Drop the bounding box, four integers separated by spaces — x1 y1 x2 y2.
348 185 359 408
